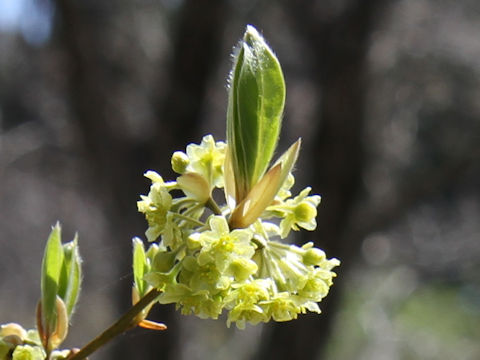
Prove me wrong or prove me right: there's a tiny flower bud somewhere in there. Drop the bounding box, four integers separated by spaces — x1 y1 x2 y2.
303 248 326 266
228 258 258 281
2 334 23 347
12 344 45 359
0 323 27 341
171 151 190 174
294 202 316 223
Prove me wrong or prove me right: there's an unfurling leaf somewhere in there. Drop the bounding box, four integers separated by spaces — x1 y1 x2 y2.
41 223 64 336
227 25 286 203
58 234 82 317
229 140 301 229
39 224 82 352
132 237 149 297
229 163 282 229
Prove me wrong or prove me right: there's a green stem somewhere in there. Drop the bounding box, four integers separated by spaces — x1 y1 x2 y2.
67 288 162 360
173 212 205 227
206 197 222 215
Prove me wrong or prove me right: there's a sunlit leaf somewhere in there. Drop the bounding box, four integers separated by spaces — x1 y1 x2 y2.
41 223 64 334
133 237 149 297
227 25 285 202
58 235 82 317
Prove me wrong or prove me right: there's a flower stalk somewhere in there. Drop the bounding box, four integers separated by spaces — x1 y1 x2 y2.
67 288 164 360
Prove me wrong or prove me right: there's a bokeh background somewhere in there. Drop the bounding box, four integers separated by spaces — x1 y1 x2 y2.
1 0 479 359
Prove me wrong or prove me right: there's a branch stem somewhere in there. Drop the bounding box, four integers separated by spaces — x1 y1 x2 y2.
68 288 162 360
206 197 222 215
173 212 205 227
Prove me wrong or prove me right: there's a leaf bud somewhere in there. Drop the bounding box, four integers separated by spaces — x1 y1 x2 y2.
227 25 285 202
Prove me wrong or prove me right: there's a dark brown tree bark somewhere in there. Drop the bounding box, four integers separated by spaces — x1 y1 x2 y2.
138 0 229 358
154 0 229 159
52 0 228 358
254 1 384 358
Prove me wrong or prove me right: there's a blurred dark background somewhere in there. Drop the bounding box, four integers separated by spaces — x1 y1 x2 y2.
1 0 479 359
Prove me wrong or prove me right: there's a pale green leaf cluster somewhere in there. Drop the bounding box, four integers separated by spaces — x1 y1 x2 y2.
136 134 339 329
39 224 82 353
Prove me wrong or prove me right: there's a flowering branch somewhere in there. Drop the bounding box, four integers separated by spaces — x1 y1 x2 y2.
0 25 340 360
134 26 340 329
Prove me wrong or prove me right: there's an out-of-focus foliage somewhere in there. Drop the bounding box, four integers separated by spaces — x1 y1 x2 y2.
325 268 480 360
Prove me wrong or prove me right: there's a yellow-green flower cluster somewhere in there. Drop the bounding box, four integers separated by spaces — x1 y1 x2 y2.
136 135 340 329
0 323 70 360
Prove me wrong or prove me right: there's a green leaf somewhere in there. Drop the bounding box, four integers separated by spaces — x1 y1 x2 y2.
132 238 149 297
227 25 285 202
58 234 82 317
41 223 64 333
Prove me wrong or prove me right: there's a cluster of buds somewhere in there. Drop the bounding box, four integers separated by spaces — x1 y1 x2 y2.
0 323 70 360
134 25 339 329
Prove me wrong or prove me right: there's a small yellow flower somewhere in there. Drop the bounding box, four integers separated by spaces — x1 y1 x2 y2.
137 171 173 242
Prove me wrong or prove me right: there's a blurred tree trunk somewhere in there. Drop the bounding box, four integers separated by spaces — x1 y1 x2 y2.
153 0 228 158
141 0 229 358
254 1 383 359
52 0 227 358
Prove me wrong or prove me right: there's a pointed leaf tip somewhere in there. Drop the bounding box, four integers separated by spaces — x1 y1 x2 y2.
229 163 282 229
273 138 302 191
41 224 64 335
227 25 285 203
133 238 149 297
61 235 82 318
